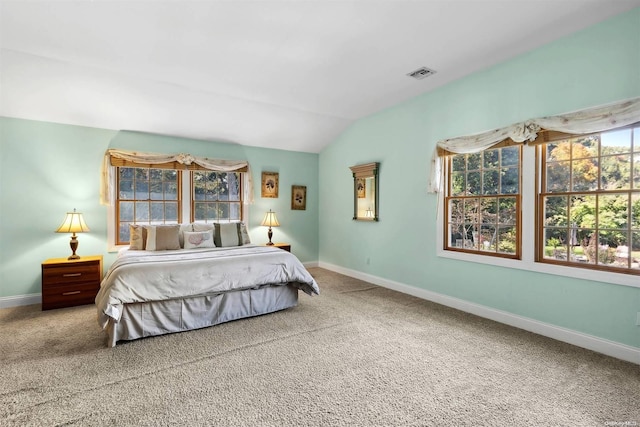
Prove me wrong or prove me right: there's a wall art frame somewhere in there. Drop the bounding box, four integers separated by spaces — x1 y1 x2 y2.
261 172 279 198
291 185 307 210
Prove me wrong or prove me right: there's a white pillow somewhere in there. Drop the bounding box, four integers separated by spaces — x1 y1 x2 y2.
183 230 215 249
192 223 215 232
178 223 194 248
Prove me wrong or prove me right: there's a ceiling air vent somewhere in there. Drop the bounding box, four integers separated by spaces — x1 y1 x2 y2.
407 66 436 80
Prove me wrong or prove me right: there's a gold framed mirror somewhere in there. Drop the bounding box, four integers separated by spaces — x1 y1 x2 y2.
349 162 379 221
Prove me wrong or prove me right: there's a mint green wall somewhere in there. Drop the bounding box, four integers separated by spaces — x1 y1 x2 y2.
1 8 637 350
319 9 640 348
0 119 318 298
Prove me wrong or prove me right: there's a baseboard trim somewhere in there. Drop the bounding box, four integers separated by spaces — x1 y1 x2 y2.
303 261 319 268
0 293 41 309
318 262 640 365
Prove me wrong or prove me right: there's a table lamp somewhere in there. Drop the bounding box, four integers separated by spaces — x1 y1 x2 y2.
260 209 280 245
55 208 90 260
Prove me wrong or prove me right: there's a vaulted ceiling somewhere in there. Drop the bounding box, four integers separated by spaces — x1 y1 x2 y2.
1 1 638 152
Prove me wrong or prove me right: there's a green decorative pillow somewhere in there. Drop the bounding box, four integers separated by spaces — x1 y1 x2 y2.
214 223 243 247
239 222 251 245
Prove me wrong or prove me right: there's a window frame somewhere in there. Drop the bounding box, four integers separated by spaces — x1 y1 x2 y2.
114 166 183 246
443 142 522 260
190 170 244 224
108 165 247 250
437 127 640 289
534 124 640 276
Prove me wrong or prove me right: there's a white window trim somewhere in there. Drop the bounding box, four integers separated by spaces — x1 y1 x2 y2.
436 145 640 289
107 170 249 252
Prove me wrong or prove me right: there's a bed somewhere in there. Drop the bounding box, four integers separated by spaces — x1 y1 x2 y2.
95 244 319 347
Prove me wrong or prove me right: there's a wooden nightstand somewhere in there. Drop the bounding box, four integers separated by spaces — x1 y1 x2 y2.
41 255 103 310
264 242 291 252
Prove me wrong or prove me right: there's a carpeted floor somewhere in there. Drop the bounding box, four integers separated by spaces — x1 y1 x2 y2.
1 267 638 426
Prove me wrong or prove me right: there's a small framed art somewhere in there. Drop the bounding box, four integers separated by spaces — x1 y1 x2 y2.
291 185 307 210
261 172 279 198
356 178 366 198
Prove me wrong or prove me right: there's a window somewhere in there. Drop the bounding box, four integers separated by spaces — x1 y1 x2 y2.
104 150 250 249
444 145 521 258
441 124 639 277
436 99 640 285
192 171 242 223
115 167 244 245
116 167 181 245
538 125 640 274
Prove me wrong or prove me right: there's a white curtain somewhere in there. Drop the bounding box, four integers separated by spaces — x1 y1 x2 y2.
100 149 253 205
428 97 640 193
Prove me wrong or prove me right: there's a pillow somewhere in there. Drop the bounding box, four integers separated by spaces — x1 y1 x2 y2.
145 225 181 251
178 223 194 248
184 230 215 249
239 222 251 245
192 223 214 233
129 225 147 250
214 222 243 247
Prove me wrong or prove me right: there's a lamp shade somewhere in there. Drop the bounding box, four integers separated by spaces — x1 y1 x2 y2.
55 209 90 234
260 209 280 228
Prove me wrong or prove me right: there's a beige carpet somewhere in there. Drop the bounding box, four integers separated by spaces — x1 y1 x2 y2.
1 268 638 426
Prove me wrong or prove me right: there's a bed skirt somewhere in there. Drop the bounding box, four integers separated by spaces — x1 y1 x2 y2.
104 284 299 347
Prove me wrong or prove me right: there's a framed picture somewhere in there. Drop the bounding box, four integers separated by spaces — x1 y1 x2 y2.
356 178 366 198
291 185 307 210
261 172 279 198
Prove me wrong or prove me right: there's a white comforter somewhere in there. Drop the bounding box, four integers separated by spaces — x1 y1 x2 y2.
95 245 319 328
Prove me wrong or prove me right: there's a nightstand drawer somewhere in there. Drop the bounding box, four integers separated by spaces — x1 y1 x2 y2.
42 263 101 286
42 255 103 310
42 282 99 310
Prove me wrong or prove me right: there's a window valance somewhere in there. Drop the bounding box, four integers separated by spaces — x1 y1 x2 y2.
100 149 253 205
428 97 640 193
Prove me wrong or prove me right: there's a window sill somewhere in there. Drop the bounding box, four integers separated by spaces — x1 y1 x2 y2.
437 248 640 289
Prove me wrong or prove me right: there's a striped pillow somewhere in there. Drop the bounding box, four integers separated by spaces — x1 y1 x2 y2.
214 223 243 247
145 225 181 251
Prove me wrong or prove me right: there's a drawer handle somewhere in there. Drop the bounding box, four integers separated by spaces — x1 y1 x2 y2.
63 273 82 277
62 291 81 296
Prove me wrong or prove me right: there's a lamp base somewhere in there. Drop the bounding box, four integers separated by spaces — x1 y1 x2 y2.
69 233 80 260
267 227 274 245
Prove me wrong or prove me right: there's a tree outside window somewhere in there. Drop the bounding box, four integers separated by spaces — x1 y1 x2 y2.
540 126 640 273
445 145 521 258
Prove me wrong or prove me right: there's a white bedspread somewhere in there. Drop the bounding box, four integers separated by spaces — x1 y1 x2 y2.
95 245 319 328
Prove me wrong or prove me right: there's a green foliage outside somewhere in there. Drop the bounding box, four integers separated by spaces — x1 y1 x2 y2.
449 147 519 255
450 126 640 270
542 128 640 269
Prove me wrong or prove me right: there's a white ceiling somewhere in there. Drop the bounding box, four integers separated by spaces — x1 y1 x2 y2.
1 1 639 153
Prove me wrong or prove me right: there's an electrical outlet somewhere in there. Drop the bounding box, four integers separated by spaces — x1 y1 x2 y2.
636 312 640 326
365 257 370 265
